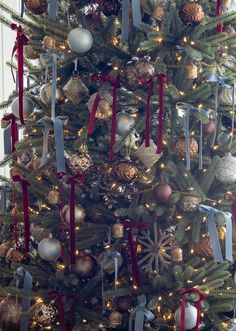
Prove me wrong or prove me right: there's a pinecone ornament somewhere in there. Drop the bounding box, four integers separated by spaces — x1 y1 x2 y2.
179 1 204 26
193 236 212 259
175 136 198 158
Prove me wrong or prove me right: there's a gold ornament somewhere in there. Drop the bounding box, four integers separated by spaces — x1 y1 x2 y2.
61 204 86 226
140 0 166 20
0 241 14 257
43 35 56 49
112 220 124 239
186 62 198 79
66 151 93 173
33 303 58 327
40 83 65 106
179 188 200 212
1 113 10 128
136 140 162 168
193 236 212 259
0 297 22 329
63 75 89 105
27 157 41 170
175 136 198 158
171 247 183 262
10 166 20 178
48 188 60 205
30 223 51 242
6 247 24 263
112 160 138 183
109 311 122 327
23 45 38 59
179 1 204 26
218 226 226 241
87 92 113 120
24 0 48 14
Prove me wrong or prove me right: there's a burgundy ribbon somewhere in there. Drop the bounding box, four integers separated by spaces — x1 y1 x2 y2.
91 0 101 20
2 114 18 152
68 173 85 265
216 0 223 34
10 24 28 125
122 220 149 288
12 182 19 248
12 175 30 253
177 288 205 331
224 192 236 223
144 80 154 147
88 73 121 159
48 291 75 331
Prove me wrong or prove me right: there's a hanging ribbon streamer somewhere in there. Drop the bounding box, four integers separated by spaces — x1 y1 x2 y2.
205 73 231 146
224 192 236 223
68 173 85 265
176 288 205 331
0 183 10 212
199 204 233 262
10 24 28 125
121 0 142 42
88 73 121 159
36 117 52 169
229 83 235 147
122 220 149 288
2 114 18 154
216 0 223 34
48 291 75 331
11 267 33 331
100 251 121 313
12 176 30 253
157 74 167 154
129 294 154 331
91 0 101 20
176 102 208 170
49 0 58 20
141 79 154 148
20 0 24 17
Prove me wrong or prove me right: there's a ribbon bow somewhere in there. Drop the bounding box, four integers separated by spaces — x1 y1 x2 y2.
129 294 154 331
36 117 53 169
88 73 121 159
177 288 205 331
122 0 142 42
101 251 121 313
10 24 28 125
176 102 208 170
199 204 232 262
2 113 19 154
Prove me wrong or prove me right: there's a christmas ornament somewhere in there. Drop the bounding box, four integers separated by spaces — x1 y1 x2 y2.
175 136 198 158
66 152 93 173
171 247 183 262
23 44 38 59
63 74 89 105
0 297 22 330
202 119 216 135
140 0 166 20
11 96 34 119
27 157 42 170
136 140 162 168
101 252 123 275
155 183 172 203
67 27 93 53
61 204 86 226
186 62 198 79
116 296 132 312
222 0 232 11
48 188 60 205
33 303 58 327
30 223 51 242
17 149 33 165
0 241 14 258
38 237 61 261
216 153 236 184
224 25 236 35
72 252 97 278
102 0 121 16
24 0 48 14
175 303 197 330
112 220 124 239
123 57 155 91
109 311 122 327
193 236 213 258
226 318 236 330
112 160 138 183
6 247 24 263
219 87 236 105
218 226 226 240
40 83 65 106
43 35 56 49
87 92 112 120
116 112 135 135
179 188 200 212
179 1 204 26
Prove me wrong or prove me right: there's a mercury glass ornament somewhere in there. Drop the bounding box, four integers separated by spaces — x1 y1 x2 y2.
175 303 197 330
33 303 58 327
63 74 89 105
186 62 198 79
24 0 48 14
72 252 97 278
48 188 60 205
61 204 86 226
171 247 183 262
99 252 123 275
216 153 236 184
219 87 236 105
38 237 61 261
87 92 113 119
116 112 135 135
179 2 204 26
67 27 93 53
23 44 38 59
11 96 34 119
109 311 122 327
155 183 172 203
40 83 65 105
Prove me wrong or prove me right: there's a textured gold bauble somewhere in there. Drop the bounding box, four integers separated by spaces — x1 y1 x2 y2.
23 45 39 59
43 35 56 49
24 0 48 15
40 83 65 106
112 221 124 239
48 189 60 205
33 303 58 327
112 160 139 183
109 311 122 327
6 247 24 263
193 236 212 258
0 241 14 257
175 136 198 158
171 247 183 262
179 188 200 212
179 2 204 26
0 297 22 329
186 62 198 79
66 152 93 174
63 75 89 105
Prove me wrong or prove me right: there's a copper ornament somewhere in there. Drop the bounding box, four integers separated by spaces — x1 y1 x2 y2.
0 241 14 258
175 136 198 158
193 236 213 259
63 75 89 105
179 2 204 26
24 0 48 15
6 248 24 263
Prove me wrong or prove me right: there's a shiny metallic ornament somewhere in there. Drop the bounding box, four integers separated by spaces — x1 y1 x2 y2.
40 83 65 105
38 237 61 261
17 149 33 165
116 112 135 135
63 74 89 105
87 92 113 119
112 160 138 182
175 136 198 158
222 0 232 11
179 1 204 26
11 96 34 119
67 27 93 53
48 188 60 205
33 303 58 327
219 87 236 105
109 311 122 327
0 241 13 257
112 220 124 239
30 223 51 242
23 44 39 59
43 35 56 49
179 188 200 212
66 152 93 173
99 252 123 275
24 0 48 14
186 62 198 79
61 204 86 226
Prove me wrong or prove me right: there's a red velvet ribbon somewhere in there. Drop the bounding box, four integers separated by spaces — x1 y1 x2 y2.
91 0 101 20
68 173 85 265
224 192 236 223
12 176 30 253
48 291 75 331
2 114 18 152
122 219 149 288
157 74 167 154
216 0 223 34
88 73 121 159
10 24 28 125
177 288 205 331
144 80 154 147
12 182 19 248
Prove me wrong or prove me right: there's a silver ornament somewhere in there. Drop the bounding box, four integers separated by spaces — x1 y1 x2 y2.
67 27 93 53
40 83 65 105
175 303 197 330
61 204 86 226
216 153 236 184
116 112 135 136
11 96 34 119
38 237 61 261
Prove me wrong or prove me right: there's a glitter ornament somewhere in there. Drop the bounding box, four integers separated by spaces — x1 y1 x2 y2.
24 0 48 15
38 237 61 261
179 2 204 26
11 96 34 119
155 183 172 203
63 74 89 105
175 136 198 158
23 44 38 59
193 236 213 258
112 160 138 183
109 311 122 327
72 252 97 278
6 248 24 263
33 303 58 327
116 112 135 135
61 204 86 226
67 27 93 53
0 297 22 331
102 0 121 16
66 152 93 173
112 220 124 239
30 223 51 242
179 188 200 212
87 92 113 120
175 303 198 330
216 153 236 184
43 35 56 49
40 83 65 105
136 140 163 168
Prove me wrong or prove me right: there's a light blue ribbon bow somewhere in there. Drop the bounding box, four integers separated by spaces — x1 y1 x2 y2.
36 117 53 169
49 0 58 20
122 0 142 42
176 102 208 170
129 294 155 331
199 204 233 263
101 251 121 313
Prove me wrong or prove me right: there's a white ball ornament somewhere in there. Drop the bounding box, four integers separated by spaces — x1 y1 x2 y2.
67 26 93 53
175 303 198 330
116 112 135 136
11 96 34 119
216 153 236 184
38 237 61 261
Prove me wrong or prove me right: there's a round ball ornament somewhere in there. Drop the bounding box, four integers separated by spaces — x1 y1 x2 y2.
38 237 61 261
116 112 135 135
87 92 112 120
0 297 22 331
193 236 212 258
179 1 204 26
11 96 34 119
30 223 51 242
0 241 13 258
72 252 97 278
155 183 172 203
61 204 86 226
102 0 121 16
109 311 122 328
175 136 198 158
179 188 200 212
171 247 183 262
23 45 38 59
33 303 58 327
216 153 236 184
175 303 197 330
116 296 132 312
112 160 138 183
99 252 123 275
40 83 65 106
224 25 236 35
202 119 216 135
67 27 93 53
24 0 48 14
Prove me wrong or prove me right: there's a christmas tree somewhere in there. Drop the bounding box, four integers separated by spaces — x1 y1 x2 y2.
2 0 236 330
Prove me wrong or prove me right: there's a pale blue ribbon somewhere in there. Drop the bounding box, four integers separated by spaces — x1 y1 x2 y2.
101 251 121 313
129 294 155 331
0 183 10 212
122 0 142 42
228 83 235 148
199 204 233 262
20 0 24 17
49 0 58 20
36 117 53 169
11 267 33 331
3 124 12 155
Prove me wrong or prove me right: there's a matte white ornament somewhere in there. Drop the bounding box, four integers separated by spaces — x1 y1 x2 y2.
67 27 93 53
216 153 236 184
11 96 34 119
116 112 135 136
175 303 197 330
38 237 61 261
